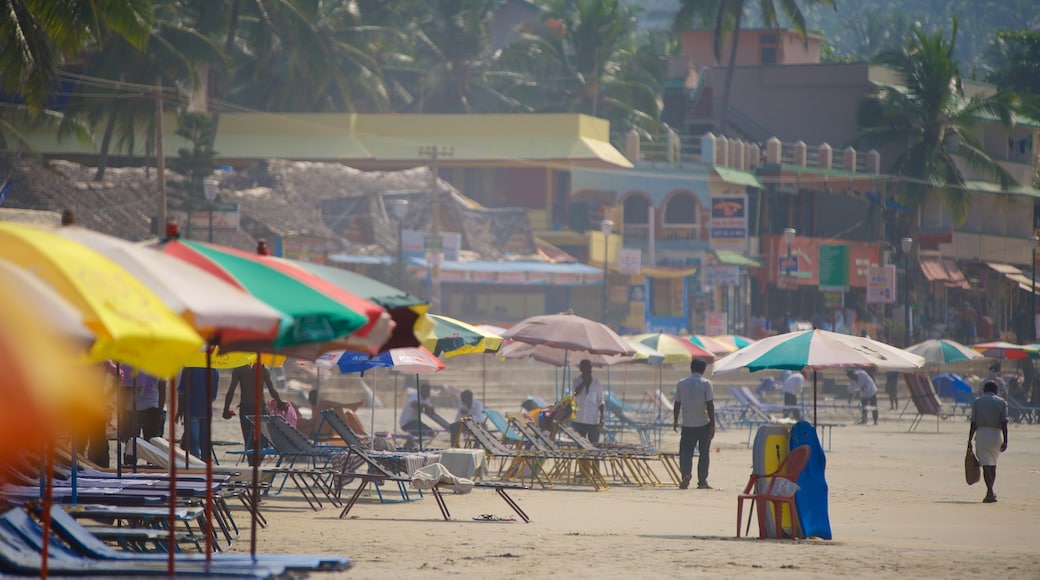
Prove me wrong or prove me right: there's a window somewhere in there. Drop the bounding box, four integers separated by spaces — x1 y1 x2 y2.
760 33 778 65
664 194 698 224
623 194 650 224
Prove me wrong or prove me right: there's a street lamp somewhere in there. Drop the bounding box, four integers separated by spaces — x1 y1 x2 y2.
392 199 409 289
600 219 614 323
783 228 796 330
203 178 219 243
901 237 913 346
1032 236 1038 342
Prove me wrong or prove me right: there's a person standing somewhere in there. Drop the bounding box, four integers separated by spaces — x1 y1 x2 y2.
569 359 605 443
847 368 879 425
117 365 166 466
673 359 716 490
781 369 804 421
968 381 1008 503
885 372 900 410
982 363 1008 400
449 389 486 445
223 363 286 466
178 366 220 460
959 302 977 344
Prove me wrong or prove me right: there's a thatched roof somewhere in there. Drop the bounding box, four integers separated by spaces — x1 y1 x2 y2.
0 155 546 260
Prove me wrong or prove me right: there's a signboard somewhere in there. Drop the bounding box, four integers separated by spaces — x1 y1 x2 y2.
279 235 329 264
705 312 727 336
818 245 849 291
171 202 240 233
866 264 897 304
777 256 799 289
618 248 642 275
404 230 461 261
709 195 748 250
701 264 740 288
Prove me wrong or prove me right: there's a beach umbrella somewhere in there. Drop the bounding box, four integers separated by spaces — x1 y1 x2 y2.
153 237 376 559
687 334 737 356
0 222 203 377
317 346 444 448
502 311 635 399
500 339 660 368
631 333 716 364
906 339 985 366
420 313 504 358
276 258 429 351
712 329 926 424
0 258 110 578
971 341 1035 360
711 334 757 350
54 226 284 351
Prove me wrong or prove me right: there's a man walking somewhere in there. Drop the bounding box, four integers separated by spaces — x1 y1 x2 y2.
781 369 804 421
968 381 1008 503
847 368 879 425
673 359 716 490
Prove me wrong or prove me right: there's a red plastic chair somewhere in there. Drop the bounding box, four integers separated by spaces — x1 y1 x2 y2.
736 444 811 539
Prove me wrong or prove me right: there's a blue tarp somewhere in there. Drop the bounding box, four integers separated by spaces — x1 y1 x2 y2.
932 373 974 403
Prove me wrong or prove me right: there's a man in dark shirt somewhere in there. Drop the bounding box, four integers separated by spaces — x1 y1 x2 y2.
223 363 286 466
178 367 220 459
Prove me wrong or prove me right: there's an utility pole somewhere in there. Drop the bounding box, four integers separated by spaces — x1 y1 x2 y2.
155 79 167 234
419 145 453 312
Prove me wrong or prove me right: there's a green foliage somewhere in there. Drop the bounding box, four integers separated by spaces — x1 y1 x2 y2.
169 112 216 203
985 30 1040 97
854 19 1020 224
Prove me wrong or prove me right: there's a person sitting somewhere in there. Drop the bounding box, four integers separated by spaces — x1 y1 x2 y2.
449 390 486 444
399 383 436 441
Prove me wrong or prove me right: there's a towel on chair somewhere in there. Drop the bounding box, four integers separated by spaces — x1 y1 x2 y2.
411 463 474 494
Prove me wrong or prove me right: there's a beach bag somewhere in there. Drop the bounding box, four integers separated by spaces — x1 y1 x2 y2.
964 446 980 486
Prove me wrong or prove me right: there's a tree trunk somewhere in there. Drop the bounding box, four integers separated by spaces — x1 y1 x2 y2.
93 112 118 181
205 0 240 155
718 10 743 136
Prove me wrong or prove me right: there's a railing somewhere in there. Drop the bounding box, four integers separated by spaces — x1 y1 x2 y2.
660 224 701 241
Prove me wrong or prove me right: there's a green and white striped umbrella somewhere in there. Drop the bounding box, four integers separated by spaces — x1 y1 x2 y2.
713 329 926 373
905 339 984 365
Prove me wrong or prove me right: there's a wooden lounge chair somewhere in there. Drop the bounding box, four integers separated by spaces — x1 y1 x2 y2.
455 417 554 489
553 419 679 487
507 418 609 490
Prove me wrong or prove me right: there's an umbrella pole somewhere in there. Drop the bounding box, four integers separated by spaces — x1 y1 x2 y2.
370 372 377 440
657 365 663 450
41 442 53 579
251 355 262 558
416 373 422 452
116 364 123 479
482 355 487 408
813 370 818 426
204 346 215 561
167 374 178 574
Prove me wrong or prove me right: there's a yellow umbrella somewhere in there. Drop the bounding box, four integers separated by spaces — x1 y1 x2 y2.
181 347 286 369
0 222 203 377
418 313 503 358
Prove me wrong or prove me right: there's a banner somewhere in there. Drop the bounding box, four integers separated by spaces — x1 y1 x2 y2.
866 264 896 304
709 195 748 251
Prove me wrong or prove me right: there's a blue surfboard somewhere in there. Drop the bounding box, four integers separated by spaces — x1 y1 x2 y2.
789 420 832 540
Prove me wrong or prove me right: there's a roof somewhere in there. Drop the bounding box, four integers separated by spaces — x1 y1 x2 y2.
965 180 1040 199
713 166 762 189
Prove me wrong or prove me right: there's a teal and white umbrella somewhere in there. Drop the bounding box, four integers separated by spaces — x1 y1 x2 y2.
712 329 926 423
905 339 985 366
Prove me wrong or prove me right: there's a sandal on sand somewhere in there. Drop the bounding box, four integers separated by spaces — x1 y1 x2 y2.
473 514 516 522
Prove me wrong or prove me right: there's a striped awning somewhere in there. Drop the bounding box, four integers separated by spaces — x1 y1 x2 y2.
918 256 971 289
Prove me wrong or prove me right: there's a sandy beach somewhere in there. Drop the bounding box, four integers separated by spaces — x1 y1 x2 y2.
196 361 1040 579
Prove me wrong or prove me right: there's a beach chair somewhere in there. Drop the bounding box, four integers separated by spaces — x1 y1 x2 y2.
603 393 658 448
482 408 523 444
0 507 284 578
508 418 609 490
456 417 554 489
737 445 811 540
552 419 677 487
738 386 801 419
8 504 353 573
901 373 945 432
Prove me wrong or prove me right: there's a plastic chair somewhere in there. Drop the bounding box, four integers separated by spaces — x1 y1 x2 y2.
736 444 811 539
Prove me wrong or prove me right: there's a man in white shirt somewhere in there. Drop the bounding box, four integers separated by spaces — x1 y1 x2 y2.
569 359 605 443
847 368 879 425
399 383 436 435
673 359 716 489
781 369 804 421
449 389 486 444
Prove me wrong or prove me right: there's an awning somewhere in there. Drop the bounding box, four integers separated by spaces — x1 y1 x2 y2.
985 262 1040 294
966 180 1040 199
712 249 762 268
985 262 1022 275
918 256 971 289
713 166 763 189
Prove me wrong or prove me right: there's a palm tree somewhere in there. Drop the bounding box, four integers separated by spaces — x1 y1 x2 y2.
854 20 1020 224
674 0 836 135
0 0 152 113
60 1 225 179
501 0 674 137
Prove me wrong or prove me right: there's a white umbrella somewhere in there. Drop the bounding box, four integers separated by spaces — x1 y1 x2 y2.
712 329 926 423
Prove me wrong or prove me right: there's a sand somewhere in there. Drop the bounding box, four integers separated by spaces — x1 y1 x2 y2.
194 364 1040 579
